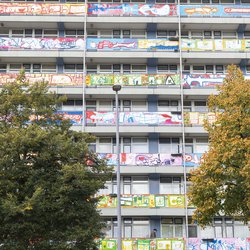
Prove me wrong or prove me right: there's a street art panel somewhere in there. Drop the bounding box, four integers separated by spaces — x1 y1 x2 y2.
0 37 85 50
87 38 179 51
185 153 204 167
86 111 182 125
86 74 180 86
87 3 177 16
185 112 216 126
183 74 224 88
97 194 187 209
98 153 182 166
56 111 83 125
180 5 250 17
98 239 185 250
0 3 86 15
0 73 83 86
187 238 249 250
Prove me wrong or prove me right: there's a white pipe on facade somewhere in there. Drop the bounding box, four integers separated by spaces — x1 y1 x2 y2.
178 0 189 243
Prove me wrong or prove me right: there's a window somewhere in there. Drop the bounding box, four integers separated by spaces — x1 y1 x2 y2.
123 64 131 73
131 65 146 73
157 31 168 38
100 65 112 73
11 29 24 37
131 176 149 194
194 101 207 112
43 29 58 37
216 65 224 73
9 64 22 72
99 138 112 153
113 64 121 73
132 219 150 238
222 31 236 38
86 100 96 111
0 29 9 37
35 29 43 38
193 65 205 73
246 65 250 73
160 177 183 194
204 31 212 38
183 65 190 74
131 138 148 153
191 31 202 38
188 218 198 238
0 64 7 73
113 30 121 38
131 30 145 38
87 64 97 74
196 138 208 153
214 31 221 39
244 31 250 38
157 65 169 72
158 100 179 111
206 65 214 73
99 30 112 38
159 138 180 154
161 218 184 238
65 30 84 37
42 64 56 73
184 138 194 154
123 30 130 38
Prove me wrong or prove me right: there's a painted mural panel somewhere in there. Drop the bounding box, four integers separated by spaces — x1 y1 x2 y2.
97 194 187 209
0 37 85 50
86 111 182 125
86 74 180 86
87 4 177 16
56 111 83 125
187 238 249 250
183 74 225 88
185 153 204 167
87 38 178 51
0 73 83 86
0 3 86 15
99 153 182 166
180 5 250 17
184 112 216 126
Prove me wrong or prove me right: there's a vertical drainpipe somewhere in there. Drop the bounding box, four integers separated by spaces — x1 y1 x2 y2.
178 0 189 245
82 0 88 132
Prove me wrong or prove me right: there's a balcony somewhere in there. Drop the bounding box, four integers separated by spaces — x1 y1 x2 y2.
98 153 203 168
97 194 189 209
97 238 249 250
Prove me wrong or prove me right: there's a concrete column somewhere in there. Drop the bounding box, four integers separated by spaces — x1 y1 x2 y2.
147 95 158 112
147 58 158 74
150 217 161 238
147 23 157 39
149 173 160 194
149 133 159 154
237 24 246 39
56 58 64 73
57 22 65 38
240 59 248 74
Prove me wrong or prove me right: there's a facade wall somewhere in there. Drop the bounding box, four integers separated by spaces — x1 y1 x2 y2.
0 1 249 248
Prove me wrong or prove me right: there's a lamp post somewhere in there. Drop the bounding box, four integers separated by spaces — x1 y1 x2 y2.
112 84 122 250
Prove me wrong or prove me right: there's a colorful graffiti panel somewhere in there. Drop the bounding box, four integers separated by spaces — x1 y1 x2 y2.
56 111 83 125
0 73 83 86
87 39 179 51
185 153 204 167
86 74 181 86
180 5 250 17
88 3 177 16
86 111 182 125
0 3 86 15
184 112 216 126
187 238 249 250
99 153 182 166
98 239 185 250
97 194 187 209
0 37 85 50
183 74 224 88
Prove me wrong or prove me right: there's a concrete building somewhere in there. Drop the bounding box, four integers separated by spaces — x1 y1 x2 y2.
0 0 249 248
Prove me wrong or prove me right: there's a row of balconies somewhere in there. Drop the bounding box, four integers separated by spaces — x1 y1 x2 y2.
97 194 190 209
97 238 249 250
1 37 250 52
1 2 250 18
98 153 202 167
56 110 215 126
0 72 228 88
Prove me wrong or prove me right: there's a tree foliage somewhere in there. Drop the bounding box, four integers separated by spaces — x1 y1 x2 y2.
0 73 112 249
189 65 250 227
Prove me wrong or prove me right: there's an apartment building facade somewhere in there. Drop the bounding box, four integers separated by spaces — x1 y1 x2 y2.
0 0 249 249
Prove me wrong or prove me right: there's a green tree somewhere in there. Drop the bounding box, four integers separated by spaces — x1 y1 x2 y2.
0 73 112 250
188 65 250 227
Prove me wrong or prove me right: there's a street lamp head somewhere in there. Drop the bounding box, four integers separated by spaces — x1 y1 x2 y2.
112 85 122 92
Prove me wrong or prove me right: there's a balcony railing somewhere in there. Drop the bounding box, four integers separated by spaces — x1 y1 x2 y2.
98 153 203 167
1 37 250 52
97 194 189 208
0 37 85 50
1 3 250 18
55 111 215 127
0 73 230 88
0 3 86 15
98 238 249 250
